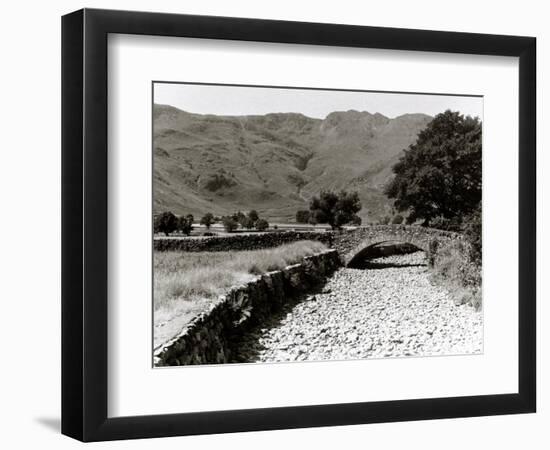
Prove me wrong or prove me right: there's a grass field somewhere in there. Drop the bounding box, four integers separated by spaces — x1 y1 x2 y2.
153 222 335 238
153 240 328 342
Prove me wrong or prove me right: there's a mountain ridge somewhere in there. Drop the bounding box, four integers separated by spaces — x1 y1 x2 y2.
153 103 432 222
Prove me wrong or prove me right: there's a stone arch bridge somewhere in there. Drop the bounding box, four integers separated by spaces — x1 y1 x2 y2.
329 225 464 266
154 224 465 267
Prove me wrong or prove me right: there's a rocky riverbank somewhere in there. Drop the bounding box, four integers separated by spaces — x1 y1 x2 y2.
229 252 483 363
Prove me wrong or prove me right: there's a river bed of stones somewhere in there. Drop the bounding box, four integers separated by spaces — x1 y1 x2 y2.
229 252 483 363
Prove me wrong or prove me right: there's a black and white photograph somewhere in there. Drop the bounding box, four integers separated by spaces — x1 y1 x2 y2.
152 83 483 366
0 0 543 446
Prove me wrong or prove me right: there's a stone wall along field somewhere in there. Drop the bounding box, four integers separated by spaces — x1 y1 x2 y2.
154 226 462 264
154 250 341 366
154 230 333 252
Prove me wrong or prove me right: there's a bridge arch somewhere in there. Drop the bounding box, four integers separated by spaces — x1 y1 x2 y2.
330 225 462 267
346 240 424 268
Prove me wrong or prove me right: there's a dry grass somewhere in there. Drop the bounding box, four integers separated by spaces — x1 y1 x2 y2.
154 240 328 313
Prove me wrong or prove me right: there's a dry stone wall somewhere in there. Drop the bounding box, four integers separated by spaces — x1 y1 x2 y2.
154 250 341 366
154 226 461 258
154 231 333 252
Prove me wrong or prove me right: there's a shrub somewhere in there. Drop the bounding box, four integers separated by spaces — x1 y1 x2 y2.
203 173 235 191
463 205 482 266
430 240 481 310
256 219 269 231
391 214 404 225
350 215 362 225
379 215 391 225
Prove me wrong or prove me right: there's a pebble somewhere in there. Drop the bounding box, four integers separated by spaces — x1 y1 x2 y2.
232 252 483 362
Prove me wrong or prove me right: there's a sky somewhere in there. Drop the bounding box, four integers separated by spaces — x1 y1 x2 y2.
154 82 483 120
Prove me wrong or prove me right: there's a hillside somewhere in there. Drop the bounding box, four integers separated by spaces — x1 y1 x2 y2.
153 104 432 222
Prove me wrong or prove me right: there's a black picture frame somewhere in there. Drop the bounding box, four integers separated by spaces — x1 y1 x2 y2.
61 8 536 442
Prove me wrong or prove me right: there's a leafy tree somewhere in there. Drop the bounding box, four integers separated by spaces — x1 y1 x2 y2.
154 211 178 236
221 216 238 233
255 219 269 231
385 110 482 225
177 215 193 236
295 210 310 224
391 214 404 225
232 211 246 224
200 213 215 229
240 216 255 230
248 210 259 223
308 190 362 230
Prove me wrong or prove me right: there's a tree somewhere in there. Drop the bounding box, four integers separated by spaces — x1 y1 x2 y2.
200 213 215 229
255 218 269 231
221 216 238 233
391 214 404 225
177 215 193 236
308 190 362 230
385 110 482 226
154 211 178 236
295 210 310 224
185 214 194 225
248 210 259 223
232 211 246 224
240 216 255 230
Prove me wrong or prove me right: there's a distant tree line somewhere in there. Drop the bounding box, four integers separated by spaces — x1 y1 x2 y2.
220 210 269 233
154 209 270 235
